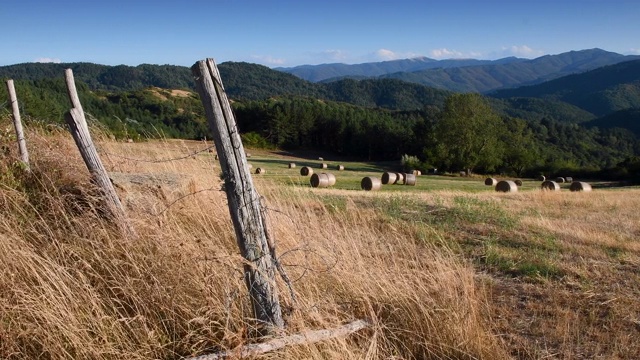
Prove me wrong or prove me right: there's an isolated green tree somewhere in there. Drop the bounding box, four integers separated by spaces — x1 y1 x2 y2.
428 93 504 174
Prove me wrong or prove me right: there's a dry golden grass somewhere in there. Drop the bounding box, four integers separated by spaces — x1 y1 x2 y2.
1 128 507 359
2 123 639 359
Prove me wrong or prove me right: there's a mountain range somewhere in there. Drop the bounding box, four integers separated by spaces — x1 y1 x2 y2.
278 48 640 93
1 48 639 135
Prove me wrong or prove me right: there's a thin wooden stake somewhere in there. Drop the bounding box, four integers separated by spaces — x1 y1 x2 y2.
63 69 134 237
185 319 369 360
5 79 30 170
192 59 284 331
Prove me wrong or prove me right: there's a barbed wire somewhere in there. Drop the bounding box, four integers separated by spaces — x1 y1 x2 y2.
99 144 216 164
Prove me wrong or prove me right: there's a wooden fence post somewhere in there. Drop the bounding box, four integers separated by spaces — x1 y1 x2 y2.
5 79 30 170
192 59 284 331
63 69 133 236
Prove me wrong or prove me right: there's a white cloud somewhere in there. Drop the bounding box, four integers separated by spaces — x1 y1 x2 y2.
374 49 399 61
628 48 640 55
250 55 286 66
429 48 465 59
499 45 544 58
35 57 61 63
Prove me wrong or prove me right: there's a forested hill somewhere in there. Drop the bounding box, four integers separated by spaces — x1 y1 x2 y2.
275 56 525 82
380 49 640 93
490 59 640 116
0 62 195 91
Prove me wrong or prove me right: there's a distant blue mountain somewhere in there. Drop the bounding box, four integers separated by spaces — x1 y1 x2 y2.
277 49 640 93
276 56 526 82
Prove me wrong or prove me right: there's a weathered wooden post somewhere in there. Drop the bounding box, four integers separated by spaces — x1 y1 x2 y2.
63 69 133 236
5 79 30 170
192 59 284 331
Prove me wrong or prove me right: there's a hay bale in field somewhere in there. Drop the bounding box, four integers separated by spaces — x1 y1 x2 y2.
412 170 422 176
381 171 397 185
361 176 382 191
394 172 405 184
460 171 467 177
318 157 324 161
320 163 328 169
403 173 417 186
300 166 313 176
541 180 560 191
570 181 592 192
538 175 545 181
565 176 573 182
310 173 332 188
336 164 344 171
255 168 265 174
288 163 296 168
485 177 497 186
322 172 336 186
495 180 518 192
514 179 523 186
556 177 565 183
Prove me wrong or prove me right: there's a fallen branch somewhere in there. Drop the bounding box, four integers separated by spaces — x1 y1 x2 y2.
185 319 369 360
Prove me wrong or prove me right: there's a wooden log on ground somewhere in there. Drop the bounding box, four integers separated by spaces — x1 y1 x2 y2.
185 320 369 360
192 59 284 331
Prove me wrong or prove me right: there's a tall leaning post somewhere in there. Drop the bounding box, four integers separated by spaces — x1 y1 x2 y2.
6 79 30 171
63 69 134 237
192 59 284 332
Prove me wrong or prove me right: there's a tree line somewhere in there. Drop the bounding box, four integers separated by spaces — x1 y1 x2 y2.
2 78 639 181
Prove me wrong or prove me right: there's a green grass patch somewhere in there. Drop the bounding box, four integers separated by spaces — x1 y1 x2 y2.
483 242 564 279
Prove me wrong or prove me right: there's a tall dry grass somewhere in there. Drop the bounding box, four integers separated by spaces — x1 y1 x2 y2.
0 126 507 359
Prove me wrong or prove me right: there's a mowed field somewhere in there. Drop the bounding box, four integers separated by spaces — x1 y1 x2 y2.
2 134 640 359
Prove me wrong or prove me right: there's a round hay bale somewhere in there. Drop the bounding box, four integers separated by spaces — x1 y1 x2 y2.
255 168 265 174
541 180 560 191
495 180 518 192
556 177 565 183
412 170 422 176
320 163 328 169
288 163 296 168
381 172 397 185
322 172 336 186
538 175 545 181
460 171 467 177
318 157 324 161
310 173 330 188
394 172 405 184
336 164 344 171
403 173 417 186
570 181 592 192
514 179 523 187
565 176 573 182
300 166 313 176
361 176 382 191
485 177 497 186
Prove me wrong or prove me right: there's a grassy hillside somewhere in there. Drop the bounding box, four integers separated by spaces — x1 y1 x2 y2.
1 121 639 359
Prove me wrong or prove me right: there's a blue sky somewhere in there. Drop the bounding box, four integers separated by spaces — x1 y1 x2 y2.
2 0 639 68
